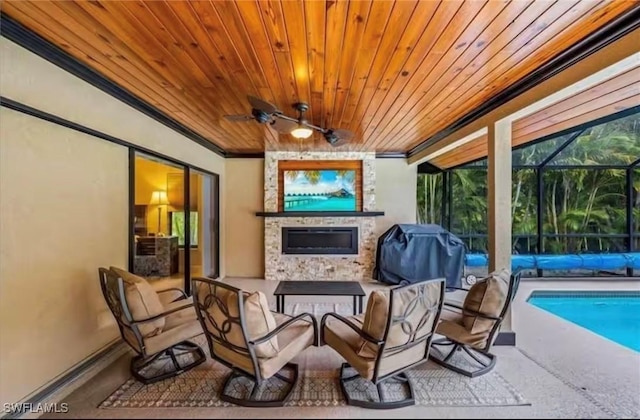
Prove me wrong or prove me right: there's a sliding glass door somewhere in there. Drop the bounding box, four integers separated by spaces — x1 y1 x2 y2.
131 151 219 293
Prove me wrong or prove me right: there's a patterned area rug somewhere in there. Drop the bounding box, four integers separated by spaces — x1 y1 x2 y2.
100 303 529 408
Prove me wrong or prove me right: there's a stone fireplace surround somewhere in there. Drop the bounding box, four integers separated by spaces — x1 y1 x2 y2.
263 151 378 281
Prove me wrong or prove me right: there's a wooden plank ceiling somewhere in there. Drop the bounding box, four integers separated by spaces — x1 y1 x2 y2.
431 64 640 169
2 0 636 154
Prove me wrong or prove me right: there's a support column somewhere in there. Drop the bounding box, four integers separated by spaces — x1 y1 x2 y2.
488 119 513 332
487 119 512 272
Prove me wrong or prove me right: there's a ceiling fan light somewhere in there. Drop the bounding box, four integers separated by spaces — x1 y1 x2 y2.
290 125 313 139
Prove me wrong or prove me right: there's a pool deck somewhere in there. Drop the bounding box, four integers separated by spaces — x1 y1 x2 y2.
512 280 640 419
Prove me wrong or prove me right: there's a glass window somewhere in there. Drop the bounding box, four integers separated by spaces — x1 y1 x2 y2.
170 211 198 247
548 113 640 166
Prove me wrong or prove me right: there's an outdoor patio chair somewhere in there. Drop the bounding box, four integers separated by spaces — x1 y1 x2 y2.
321 278 445 409
429 268 521 377
191 277 318 407
98 267 205 384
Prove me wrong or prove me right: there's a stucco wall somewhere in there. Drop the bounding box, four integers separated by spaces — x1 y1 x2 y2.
0 38 226 405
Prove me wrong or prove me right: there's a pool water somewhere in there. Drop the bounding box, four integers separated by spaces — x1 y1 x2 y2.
527 291 640 352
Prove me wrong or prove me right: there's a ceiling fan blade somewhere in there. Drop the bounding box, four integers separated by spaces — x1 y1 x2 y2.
247 95 279 114
224 114 254 122
332 128 354 141
270 117 298 134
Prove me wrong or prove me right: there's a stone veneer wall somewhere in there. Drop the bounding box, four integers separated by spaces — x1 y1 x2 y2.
264 151 377 281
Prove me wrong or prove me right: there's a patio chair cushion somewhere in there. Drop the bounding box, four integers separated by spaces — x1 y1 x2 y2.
144 316 203 356
213 312 314 379
206 287 279 358
462 268 510 334
436 311 490 348
245 291 279 357
324 313 427 381
357 290 388 358
110 266 165 338
163 297 198 330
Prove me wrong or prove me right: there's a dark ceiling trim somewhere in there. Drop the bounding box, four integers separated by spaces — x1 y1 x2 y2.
375 151 407 159
0 12 228 158
225 152 265 158
407 5 640 159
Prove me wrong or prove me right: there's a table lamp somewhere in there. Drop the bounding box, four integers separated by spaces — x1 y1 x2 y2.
149 190 170 235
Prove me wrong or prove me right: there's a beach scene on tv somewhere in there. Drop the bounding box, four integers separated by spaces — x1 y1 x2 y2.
284 170 356 211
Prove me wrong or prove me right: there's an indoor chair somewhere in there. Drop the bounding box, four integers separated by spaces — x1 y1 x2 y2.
321 278 445 409
191 277 318 407
429 268 521 377
98 266 205 384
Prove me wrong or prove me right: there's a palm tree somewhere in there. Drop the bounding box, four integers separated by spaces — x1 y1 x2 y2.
285 170 321 185
285 170 300 182
336 169 355 187
416 173 442 224
303 170 321 185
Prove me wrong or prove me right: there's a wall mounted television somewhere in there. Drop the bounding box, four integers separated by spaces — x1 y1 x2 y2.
283 169 357 212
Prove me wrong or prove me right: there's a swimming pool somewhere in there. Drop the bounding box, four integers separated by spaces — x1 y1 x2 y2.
527 291 640 352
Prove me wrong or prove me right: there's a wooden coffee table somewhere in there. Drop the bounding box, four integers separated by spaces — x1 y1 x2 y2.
273 280 366 315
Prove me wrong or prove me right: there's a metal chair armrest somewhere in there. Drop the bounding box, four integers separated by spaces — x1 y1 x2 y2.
320 312 383 346
250 312 319 346
156 287 188 300
131 302 194 325
447 286 470 292
443 301 464 311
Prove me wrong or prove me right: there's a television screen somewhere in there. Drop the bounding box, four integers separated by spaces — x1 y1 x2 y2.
283 170 356 211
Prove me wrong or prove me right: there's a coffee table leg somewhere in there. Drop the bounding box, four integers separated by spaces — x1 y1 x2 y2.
353 296 357 315
359 296 364 314
280 295 285 314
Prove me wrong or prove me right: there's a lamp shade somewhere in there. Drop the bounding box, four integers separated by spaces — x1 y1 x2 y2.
149 190 170 205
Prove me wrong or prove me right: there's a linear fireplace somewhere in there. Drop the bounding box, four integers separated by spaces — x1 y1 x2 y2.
282 227 358 255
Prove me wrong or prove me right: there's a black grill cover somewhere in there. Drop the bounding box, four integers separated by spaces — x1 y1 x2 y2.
373 224 465 288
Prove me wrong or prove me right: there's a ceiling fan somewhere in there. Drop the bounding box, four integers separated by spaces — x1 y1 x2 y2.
224 95 354 146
